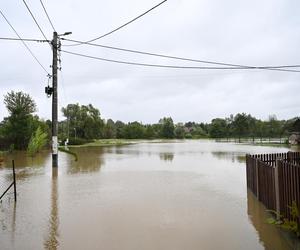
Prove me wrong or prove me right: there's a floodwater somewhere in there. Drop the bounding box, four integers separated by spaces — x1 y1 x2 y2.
0 140 298 250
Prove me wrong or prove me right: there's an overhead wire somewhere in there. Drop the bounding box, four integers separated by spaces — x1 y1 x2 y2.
60 50 300 72
0 37 49 42
0 9 50 74
22 0 49 41
63 0 168 46
61 38 300 71
39 0 56 31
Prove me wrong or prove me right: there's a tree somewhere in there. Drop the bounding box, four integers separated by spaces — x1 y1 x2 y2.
224 115 234 141
159 117 175 138
4 91 36 115
144 125 155 139
115 120 125 138
191 125 207 138
232 113 249 142
103 119 116 138
2 91 37 149
267 115 281 140
122 122 145 139
209 118 227 138
247 114 257 142
61 103 104 140
174 124 185 139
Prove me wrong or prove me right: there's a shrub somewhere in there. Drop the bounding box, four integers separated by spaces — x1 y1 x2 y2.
267 201 300 238
27 127 48 156
67 137 92 145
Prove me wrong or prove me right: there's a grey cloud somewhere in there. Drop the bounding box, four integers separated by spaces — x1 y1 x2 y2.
0 0 299 123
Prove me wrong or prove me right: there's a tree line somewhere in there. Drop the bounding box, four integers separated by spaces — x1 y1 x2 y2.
0 91 299 150
60 104 299 144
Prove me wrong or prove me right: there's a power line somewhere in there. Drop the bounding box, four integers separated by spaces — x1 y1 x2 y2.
0 37 49 42
60 50 300 72
39 0 56 31
22 0 49 41
0 9 50 74
63 0 168 47
61 38 300 71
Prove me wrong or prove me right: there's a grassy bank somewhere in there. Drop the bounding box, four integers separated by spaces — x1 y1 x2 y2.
66 139 141 148
64 138 189 148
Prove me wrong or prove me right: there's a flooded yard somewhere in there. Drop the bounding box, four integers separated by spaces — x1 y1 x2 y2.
0 140 297 249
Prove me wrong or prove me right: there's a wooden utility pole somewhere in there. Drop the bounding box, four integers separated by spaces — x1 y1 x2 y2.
52 32 58 168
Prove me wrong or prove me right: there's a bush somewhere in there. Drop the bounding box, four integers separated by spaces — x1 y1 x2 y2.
185 133 193 139
27 127 48 156
67 137 92 145
267 201 300 238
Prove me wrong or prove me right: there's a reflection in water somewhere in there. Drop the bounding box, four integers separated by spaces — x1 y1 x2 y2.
211 151 245 163
66 147 105 174
44 168 59 250
2 150 50 169
247 190 298 250
1 151 50 181
11 202 16 243
1 141 296 249
105 146 141 157
159 152 174 162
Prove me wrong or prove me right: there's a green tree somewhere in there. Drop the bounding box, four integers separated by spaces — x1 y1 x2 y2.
115 120 125 138
2 91 37 149
224 115 234 141
232 113 249 142
61 103 104 140
122 122 145 139
247 114 257 142
267 115 281 140
191 125 207 138
174 124 185 139
103 119 116 138
209 118 227 138
159 117 175 138
144 125 155 139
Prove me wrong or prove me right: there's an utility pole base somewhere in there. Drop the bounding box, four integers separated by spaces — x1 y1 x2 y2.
52 154 58 168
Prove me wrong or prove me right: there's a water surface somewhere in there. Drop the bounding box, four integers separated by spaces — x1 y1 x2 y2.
0 140 297 249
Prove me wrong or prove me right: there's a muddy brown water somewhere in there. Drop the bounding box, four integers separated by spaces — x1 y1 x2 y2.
0 140 298 250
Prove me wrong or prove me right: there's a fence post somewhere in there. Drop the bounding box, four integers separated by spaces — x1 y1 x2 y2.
287 151 293 163
12 160 17 202
255 159 259 199
275 159 281 220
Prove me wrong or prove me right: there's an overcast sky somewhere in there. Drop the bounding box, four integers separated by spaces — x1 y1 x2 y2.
0 0 299 124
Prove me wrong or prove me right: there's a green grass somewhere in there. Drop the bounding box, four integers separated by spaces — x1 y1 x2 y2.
64 138 185 148
65 139 140 148
58 147 78 161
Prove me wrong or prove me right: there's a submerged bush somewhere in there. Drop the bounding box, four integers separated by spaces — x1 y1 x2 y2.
27 126 48 156
268 201 300 238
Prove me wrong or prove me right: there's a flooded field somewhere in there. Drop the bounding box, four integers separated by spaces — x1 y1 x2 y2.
0 140 298 249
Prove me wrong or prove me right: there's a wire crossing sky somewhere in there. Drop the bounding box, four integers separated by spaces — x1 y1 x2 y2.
0 9 50 74
61 38 300 72
63 0 168 46
0 0 299 123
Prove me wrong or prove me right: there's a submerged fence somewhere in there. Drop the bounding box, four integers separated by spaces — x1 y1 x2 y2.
246 152 300 221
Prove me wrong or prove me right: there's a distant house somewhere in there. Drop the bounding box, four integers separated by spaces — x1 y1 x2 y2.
289 118 300 145
289 132 300 145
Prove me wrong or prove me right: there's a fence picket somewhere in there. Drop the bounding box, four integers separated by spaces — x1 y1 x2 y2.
246 152 300 221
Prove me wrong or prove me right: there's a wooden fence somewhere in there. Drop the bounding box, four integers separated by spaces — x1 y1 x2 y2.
246 152 300 221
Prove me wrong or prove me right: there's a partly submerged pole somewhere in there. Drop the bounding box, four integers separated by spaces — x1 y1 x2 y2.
52 31 58 168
